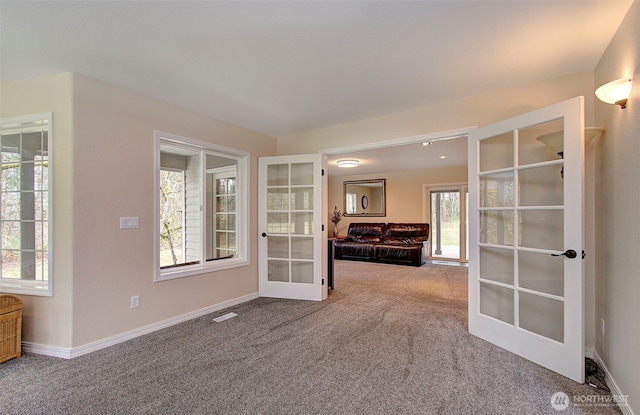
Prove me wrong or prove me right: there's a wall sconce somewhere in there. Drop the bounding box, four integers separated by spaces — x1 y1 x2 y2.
595 77 632 109
337 159 359 168
536 127 604 158
536 127 604 178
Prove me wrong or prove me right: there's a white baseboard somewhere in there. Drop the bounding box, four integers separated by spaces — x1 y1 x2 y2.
592 349 635 415
22 292 259 360
21 343 72 359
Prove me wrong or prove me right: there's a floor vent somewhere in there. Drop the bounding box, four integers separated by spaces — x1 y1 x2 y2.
213 312 238 323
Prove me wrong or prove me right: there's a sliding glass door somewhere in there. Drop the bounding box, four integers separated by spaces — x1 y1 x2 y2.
428 186 468 262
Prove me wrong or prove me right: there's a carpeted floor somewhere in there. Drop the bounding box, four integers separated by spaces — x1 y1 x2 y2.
0 260 623 414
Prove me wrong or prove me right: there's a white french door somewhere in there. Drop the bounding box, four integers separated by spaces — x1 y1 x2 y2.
468 96 585 382
258 154 327 301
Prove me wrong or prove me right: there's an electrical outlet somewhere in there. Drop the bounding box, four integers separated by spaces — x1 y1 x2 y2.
131 295 140 309
601 318 605 336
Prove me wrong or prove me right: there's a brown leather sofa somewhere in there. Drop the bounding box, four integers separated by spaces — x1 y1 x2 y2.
334 222 430 267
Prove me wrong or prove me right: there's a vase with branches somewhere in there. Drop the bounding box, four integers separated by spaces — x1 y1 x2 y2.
329 206 345 238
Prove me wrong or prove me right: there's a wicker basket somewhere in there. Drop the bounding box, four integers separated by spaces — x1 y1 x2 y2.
0 294 23 363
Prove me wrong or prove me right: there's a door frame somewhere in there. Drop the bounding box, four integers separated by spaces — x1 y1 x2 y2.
422 182 468 263
320 127 476 159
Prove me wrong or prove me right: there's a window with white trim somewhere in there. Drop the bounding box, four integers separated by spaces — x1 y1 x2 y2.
155 132 248 281
208 167 237 260
0 113 53 296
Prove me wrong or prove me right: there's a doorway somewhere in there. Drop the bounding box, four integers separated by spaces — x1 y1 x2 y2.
426 185 468 263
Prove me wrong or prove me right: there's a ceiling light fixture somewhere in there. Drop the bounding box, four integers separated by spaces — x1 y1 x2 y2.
438 155 447 159
595 77 632 109
422 142 432 146
337 159 359 168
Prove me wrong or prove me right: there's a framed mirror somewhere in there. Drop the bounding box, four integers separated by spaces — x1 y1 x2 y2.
344 179 386 217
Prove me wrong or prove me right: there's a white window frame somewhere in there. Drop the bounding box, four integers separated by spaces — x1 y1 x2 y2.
207 166 237 260
154 131 249 282
159 167 186 266
0 113 54 296
346 192 356 214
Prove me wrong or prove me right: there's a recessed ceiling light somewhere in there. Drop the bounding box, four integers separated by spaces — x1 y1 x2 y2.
439 155 447 159
421 142 432 146
337 159 359 168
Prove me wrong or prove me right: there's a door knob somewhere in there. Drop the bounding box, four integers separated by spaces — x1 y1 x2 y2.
552 249 577 259
261 232 268 237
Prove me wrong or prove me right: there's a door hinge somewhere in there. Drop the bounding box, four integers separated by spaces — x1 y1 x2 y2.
322 278 325 286
322 168 325 176
322 224 325 231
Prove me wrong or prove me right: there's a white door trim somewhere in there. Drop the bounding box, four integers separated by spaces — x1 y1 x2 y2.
320 126 476 156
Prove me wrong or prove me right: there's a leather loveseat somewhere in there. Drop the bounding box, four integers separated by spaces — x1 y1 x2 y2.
334 222 430 267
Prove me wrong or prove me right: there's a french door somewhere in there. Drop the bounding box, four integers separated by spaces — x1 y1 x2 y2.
468 96 585 382
258 154 327 301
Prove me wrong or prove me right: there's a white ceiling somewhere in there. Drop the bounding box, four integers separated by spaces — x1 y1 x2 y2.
0 1 632 173
326 134 470 177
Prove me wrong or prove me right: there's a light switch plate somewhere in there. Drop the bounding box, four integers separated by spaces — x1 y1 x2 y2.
120 217 139 229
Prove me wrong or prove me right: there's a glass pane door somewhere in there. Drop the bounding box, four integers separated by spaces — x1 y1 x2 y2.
468 96 585 383
266 162 314 284
259 154 325 301
477 118 566 339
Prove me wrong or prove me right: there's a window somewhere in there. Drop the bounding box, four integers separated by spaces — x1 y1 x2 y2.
155 131 248 281
346 192 356 214
159 168 185 267
208 167 237 260
0 113 53 296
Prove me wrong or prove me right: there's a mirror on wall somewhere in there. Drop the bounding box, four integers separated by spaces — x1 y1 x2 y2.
344 179 386 217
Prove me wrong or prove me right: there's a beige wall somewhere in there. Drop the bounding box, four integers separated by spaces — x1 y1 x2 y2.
329 167 467 236
1 73 278 348
594 1 639 412
278 71 596 154
1 74 75 348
